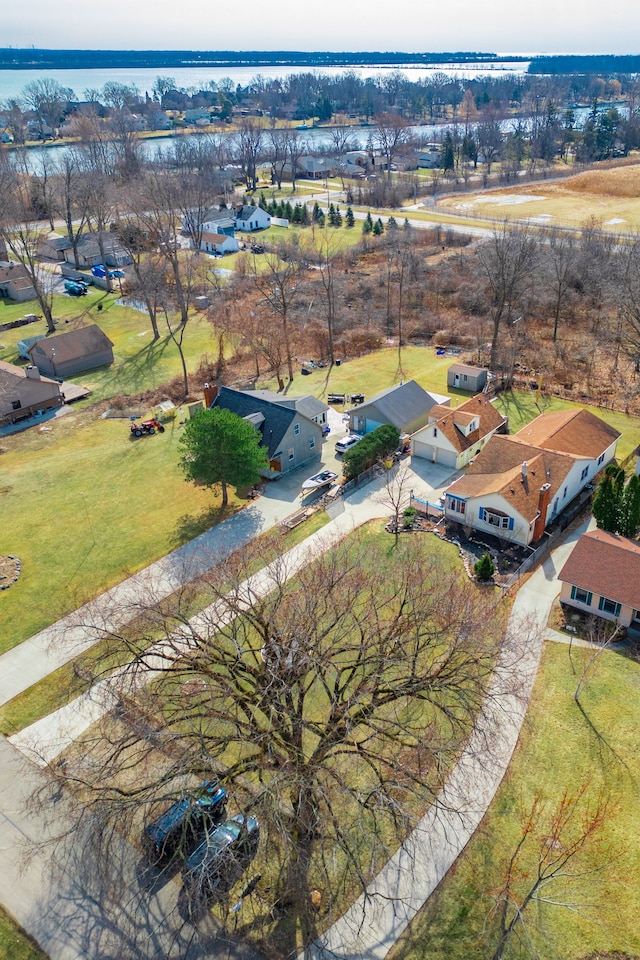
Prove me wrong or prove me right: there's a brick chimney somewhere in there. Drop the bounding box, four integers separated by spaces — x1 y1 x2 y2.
532 482 552 542
203 382 218 407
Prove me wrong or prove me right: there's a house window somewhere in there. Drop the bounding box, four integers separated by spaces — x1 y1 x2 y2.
570 585 593 605
580 466 589 481
479 507 513 530
597 453 605 465
446 496 465 515
11 400 21 410
433 427 438 437
288 448 295 461
294 423 300 436
463 374 468 381
309 436 315 449
563 486 568 499
598 596 621 617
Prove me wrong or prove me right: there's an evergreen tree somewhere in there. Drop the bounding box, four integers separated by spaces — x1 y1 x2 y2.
346 206 355 227
592 464 625 533
313 201 323 223
404 218 411 229
620 473 640 537
373 218 384 235
334 208 343 227
474 553 495 581
440 132 456 172
300 203 310 225
328 202 336 225
284 200 293 220
387 215 398 229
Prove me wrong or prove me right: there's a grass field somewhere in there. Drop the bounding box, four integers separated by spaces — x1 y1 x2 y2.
437 162 640 232
0 907 46 960
389 641 640 960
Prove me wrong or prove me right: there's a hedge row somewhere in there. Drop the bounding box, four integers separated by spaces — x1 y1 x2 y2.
342 424 400 480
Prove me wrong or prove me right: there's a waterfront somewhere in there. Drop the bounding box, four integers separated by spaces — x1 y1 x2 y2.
0 59 530 103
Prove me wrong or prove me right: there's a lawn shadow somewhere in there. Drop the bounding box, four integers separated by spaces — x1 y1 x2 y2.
574 697 633 777
170 504 241 548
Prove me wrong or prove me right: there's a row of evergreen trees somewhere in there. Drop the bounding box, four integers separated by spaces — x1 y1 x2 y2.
592 464 640 538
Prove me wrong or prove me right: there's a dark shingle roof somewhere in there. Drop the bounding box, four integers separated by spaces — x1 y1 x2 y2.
211 387 296 458
27 325 114 363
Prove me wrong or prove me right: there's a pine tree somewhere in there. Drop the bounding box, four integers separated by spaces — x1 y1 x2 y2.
373 218 384 236
619 473 640 537
388 215 398 229
346 206 355 227
474 553 495 581
334 208 343 227
313 201 323 223
593 464 625 533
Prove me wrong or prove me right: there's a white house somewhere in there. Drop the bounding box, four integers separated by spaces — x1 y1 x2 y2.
442 408 620 546
411 394 507 470
199 231 240 255
235 205 271 232
559 529 640 632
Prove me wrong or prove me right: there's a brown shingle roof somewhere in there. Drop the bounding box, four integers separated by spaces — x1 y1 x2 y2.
0 359 59 385
28 325 113 364
559 529 640 610
513 408 620 458
427 395 506 455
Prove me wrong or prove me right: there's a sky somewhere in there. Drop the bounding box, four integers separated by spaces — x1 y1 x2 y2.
4 0 640 54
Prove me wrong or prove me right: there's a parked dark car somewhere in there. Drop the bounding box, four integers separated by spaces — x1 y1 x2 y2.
142 781 227 861
183 814 259 893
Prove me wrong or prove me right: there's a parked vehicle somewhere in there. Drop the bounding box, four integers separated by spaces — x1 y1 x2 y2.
64 280 87 296
143 781 228 861
130 418 165 437
335 434 361 455
92 265 125 279
183 814 259 893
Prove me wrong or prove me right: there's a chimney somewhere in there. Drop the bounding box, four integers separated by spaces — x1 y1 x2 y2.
521 460 528 480
25 364 41 380
203 383 218 407
532 482 552 542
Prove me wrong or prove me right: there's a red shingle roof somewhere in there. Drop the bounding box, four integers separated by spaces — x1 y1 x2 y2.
559 529 640 610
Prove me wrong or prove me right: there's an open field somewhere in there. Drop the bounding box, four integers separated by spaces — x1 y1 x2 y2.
437 162 640 232
389 641 640 960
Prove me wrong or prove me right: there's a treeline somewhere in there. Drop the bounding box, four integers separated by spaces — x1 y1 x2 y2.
530 55 640 75
0 49 515 71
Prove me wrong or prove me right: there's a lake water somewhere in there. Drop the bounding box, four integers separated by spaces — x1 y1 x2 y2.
0 60 530 103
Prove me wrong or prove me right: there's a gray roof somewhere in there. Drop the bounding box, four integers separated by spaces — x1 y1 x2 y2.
349 380 442 430
211 387 297 458
449 363 488 377
238 205 261 220
250 389 328 421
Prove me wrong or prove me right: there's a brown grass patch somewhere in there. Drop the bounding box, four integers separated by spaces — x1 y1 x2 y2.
562 164 640 198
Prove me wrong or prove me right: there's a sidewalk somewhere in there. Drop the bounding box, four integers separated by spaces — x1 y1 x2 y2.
302 517 594 960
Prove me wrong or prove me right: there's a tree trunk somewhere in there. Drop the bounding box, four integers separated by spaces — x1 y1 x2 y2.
221 480 228 506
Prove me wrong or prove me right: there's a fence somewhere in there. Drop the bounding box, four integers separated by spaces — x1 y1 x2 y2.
409 494 444 521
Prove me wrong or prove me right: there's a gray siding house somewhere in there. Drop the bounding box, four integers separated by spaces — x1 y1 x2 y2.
348 380 449 436
28 325 114 378
211 386 323 478
447 363 489 392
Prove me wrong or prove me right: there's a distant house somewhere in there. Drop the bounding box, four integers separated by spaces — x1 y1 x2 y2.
283 156 334 180
411 394 507 469
63 232 132 269
417 144 441 169
447 363 489 393
559 528 640 633
235 206 271 232
27 325 114 378
347 380 449 437
442 408 620 546
37 233 73 262
0 359 63 424
200 231 240 255
210 386 323 478
0 261 36 303
183 207 237 238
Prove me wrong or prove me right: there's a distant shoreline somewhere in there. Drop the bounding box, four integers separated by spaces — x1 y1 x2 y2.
0 49 527 71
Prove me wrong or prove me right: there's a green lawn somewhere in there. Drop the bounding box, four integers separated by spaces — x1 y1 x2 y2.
0 413 238 649
0 906 46 960
390 641 640 960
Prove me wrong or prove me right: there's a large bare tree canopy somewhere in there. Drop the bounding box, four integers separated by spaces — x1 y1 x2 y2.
53 528 508 950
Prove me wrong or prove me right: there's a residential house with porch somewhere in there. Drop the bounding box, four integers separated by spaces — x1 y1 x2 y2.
0 360 63 424
442 408 620 546
559 528 640 634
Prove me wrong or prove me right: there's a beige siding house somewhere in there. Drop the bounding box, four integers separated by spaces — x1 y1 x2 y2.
0 360 63 424
559 529 640 632
411 394 507 469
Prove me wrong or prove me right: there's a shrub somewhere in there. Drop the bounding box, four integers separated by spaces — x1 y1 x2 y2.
474 553 495 581
342 425 400 480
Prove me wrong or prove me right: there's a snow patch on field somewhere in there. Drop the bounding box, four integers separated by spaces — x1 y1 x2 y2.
605 218 627 225
470 194 547 206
